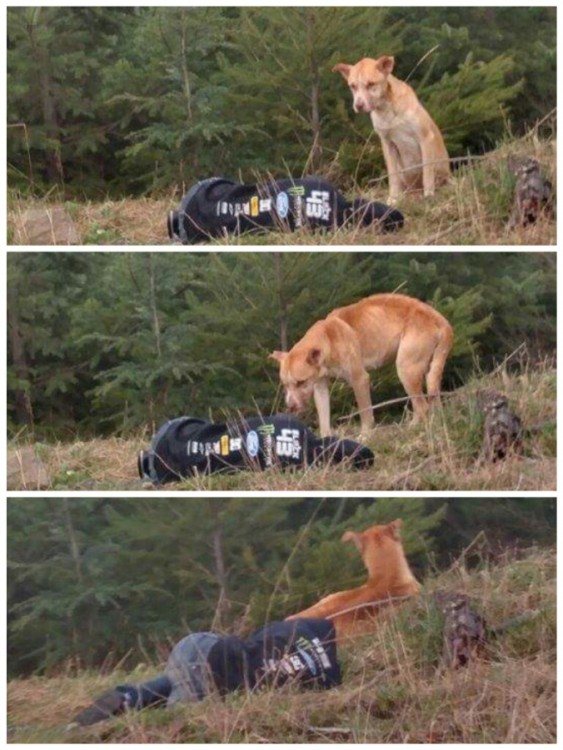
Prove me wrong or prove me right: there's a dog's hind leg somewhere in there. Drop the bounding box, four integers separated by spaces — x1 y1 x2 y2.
397 366 429 422
396 336 433 422
425 327 454 407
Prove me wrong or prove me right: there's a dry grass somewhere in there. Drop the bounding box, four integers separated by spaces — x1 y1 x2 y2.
7 546 556 743
10 363 556 492
8 195 173 245
7 136 556 246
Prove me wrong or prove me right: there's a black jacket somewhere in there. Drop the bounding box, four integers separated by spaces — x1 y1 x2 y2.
138 413 374 483
207 618 342 695
168 176 404 243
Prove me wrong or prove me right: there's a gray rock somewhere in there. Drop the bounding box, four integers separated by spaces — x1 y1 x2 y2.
7 447 50 490
13 206 80 245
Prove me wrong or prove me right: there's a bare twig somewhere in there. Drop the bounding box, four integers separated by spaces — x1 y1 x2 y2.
336 391 457 423
489 342 527 377
389 457 434 488
405 44 440 83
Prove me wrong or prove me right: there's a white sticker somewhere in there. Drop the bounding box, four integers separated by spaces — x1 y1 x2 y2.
276 192 289 219
246 430 260 458
276 428 301 459
306 190 331 221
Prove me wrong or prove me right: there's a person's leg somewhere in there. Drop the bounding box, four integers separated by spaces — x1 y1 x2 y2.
70 675 172 727
166 633 221 705
124 675 172 709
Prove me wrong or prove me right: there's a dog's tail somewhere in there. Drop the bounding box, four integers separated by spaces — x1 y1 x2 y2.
426 321 454 399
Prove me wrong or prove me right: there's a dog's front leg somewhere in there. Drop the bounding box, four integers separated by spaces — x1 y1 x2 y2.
420 133 437 197
314 379 331 437
380 138 403 204
349 368 375 435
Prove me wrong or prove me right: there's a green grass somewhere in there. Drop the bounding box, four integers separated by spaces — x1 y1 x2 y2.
8 362 556 491
7 136 556 246
7 545 556 743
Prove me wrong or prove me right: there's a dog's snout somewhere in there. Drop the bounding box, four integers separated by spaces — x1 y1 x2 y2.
285 393 304 414
354 99 368 113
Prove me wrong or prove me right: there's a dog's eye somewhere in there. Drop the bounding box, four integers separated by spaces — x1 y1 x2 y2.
349 83 357 91
367 81 376 89
295 380 306 388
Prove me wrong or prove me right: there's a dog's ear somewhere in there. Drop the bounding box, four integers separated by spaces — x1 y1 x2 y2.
269 351 287 363
306 348 322 366
332 63 351 81
342 530 363 554
386 518 402 540
377 56 395 75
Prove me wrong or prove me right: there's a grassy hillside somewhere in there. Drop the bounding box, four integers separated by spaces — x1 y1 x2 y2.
7 545 556 743
9 363 556 492
7 136 556 246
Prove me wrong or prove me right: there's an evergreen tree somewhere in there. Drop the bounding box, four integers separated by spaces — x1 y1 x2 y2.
7 252 556 438
7 7 132 192
8 7 555 195
101 7 237 191
7 253 101 435
221 7 402 176
69 252 213 432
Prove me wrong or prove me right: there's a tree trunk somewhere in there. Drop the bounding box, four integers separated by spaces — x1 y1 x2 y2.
211 521 230 628
273 252 289 351
63 498 83 584
28 10 64 184
39 66 64 184
180 13 193 123
7 285 34 428
62 498 85 669
147 253 162 359
306 10 322 170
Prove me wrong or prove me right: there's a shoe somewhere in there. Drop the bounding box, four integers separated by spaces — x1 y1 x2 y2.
71 688 127 727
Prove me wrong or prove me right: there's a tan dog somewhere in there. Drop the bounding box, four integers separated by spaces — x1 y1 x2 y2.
286 519 420 640
270 293 453 437
333 56 450 202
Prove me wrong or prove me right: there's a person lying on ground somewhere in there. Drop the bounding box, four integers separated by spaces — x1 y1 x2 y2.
138 413 374 484
168 175 405 244
70 618 341 727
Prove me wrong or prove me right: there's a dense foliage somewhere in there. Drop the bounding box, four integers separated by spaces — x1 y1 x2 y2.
7 251 556 438
7 497 555 676
7 7 556 196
